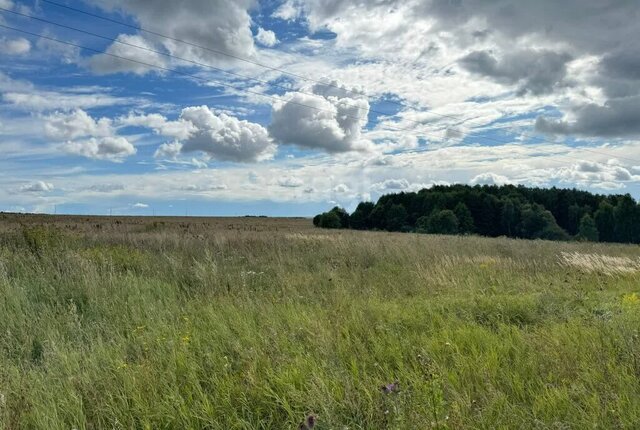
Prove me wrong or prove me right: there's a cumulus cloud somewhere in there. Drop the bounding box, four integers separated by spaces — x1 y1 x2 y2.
89 0 255 67
133 202 148 208
371 178 434 193
178 106 275 162
470 172 512 186
62 137 136 161
333 183 350 193
119 113 195 139
87 34 167 75
154 141 183 159
460 49 573 96
536 96 640 138
269 81 372 153
555 161 639 187
43 109 136 162
130 106 274 162
45 109 113 140
21 181 54 193
0 37 31 55
255 28 278 47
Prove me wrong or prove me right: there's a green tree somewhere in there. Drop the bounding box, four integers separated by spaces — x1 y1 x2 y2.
577 213 599 242
368 202 389 230
416 215 430 233
454 202 475 234
349 202 375 230
614 195 640 243
594 201 615 242
319 211 341 229
329 206 350 228
426 210 459 234
500 198 518 236
518 204 568 240
312 214 321 227
385 204 408 231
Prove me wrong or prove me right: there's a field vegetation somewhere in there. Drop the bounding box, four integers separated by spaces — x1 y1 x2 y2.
1 213 640 429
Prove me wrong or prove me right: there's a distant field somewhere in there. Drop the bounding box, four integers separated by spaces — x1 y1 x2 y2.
1 213 640 429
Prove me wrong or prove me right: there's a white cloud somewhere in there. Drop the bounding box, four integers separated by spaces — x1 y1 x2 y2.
278 176 304 187
20 181 54 193
154 141 183 159
470 172 512 186
269 81 372 153
177 106 275 162
272 0 302 20
0 37 31 55
87 34 167 75
121 107 275 163
333 183 349 193
62 137 136 161
181 184 227 191
255 28 279 47
555 161 639 187
45 109 113 140
89 0 256 65
119 113 194 139
133 202 149 208
1 73 139 111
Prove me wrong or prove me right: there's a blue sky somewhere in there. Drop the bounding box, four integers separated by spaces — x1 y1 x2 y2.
1 0 640 216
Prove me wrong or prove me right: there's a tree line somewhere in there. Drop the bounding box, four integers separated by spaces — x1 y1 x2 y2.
313 184 640 243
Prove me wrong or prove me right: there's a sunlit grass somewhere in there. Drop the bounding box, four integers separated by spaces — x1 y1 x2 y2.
0 216 639 429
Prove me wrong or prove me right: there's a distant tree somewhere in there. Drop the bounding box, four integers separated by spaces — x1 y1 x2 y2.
518 204 568 240
614 195 640 243
577 213 599 242
426 210 459 234
313 183 638 244
454 202 474 234
328 206 350 228
500 198 518 236
594 201 615 242
567 204 587 236
312 214 321 227
319 211 341 229
368 202 389 230
385 204 408 231
349 202 375 230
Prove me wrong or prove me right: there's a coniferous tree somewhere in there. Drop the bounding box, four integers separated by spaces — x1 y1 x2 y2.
577 213 599 242
454 202 475 234
594 201 616 242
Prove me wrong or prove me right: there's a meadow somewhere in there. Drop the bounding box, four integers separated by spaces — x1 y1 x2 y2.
1 213 639 429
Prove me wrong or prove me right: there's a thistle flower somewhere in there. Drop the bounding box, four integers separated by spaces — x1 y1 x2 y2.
381 380 400 394
298 414 316 429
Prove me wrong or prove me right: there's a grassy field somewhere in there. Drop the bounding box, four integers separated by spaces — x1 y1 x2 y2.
1 213 640 429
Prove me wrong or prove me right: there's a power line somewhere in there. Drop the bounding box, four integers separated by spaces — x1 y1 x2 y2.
0 22 619 170
5 5 637 166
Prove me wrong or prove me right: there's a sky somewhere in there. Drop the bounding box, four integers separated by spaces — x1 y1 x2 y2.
1 0 640 216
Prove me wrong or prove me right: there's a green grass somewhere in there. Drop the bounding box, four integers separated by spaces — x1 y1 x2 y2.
1 217 640 429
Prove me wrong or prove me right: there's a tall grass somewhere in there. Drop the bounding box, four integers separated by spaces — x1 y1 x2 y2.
0 217 639 429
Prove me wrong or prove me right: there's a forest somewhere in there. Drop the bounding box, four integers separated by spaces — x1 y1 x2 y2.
313 184 640 243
